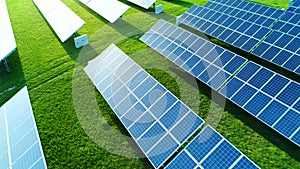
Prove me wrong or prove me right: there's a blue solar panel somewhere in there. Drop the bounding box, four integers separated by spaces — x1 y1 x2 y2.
204 0 284 27
84 44 204 168
178 5 272 52
0 87 47 169
165 125 259 169
140 20 246 91
251 30 300 75
219 61 300 147
272 11 300 37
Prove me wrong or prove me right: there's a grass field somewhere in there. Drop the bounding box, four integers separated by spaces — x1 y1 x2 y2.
1 0 300 168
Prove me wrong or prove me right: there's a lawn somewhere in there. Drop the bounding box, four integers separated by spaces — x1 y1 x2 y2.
1 0 299 168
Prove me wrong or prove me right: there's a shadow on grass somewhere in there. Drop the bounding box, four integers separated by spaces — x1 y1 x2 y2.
163 0 195 8
0 50 26 105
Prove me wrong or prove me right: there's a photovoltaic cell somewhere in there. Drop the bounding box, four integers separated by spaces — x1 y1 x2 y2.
178 5 272 52
33 0 85 42
165 125 259 169
79 0 130 23
274 11 300 37
0 87 47 169
127 0 156 9
204 0 284 27
0 0 17 62
219 61 300 147
251 30 300 75
140 19 246 91
84 44 204 168
288 0 300 13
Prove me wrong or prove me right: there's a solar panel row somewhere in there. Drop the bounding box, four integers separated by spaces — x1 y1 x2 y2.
219 61 300 147
84 44 204 169
165 125 259 169
288 0 300 13
251 30 300 75
178 5 272 52
128 0 156 9
272 11 300 37
141 19 300 148
0 87 47 169
79 0 130 23
0 0 17 71
140 19 247 90
205 0 284 27
33 0 85 42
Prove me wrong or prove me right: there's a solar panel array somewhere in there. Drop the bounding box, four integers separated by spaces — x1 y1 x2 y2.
219 61 300 147
0 87 47 169
127 0 156 9
165 125 259 169
178 5 272 52
33 0 85 42
272 11 300 37
84 44 204 169
140 19 247 90
288 0 300 13
79 0 130 23
204 0 284 27
251 30 300 75
0 0 17 64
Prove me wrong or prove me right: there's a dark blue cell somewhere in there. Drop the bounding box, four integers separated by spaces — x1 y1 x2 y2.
241 13 253 21
229 19 243 30
182 34 198 49
266 31 284 44
186 55 201 69
199 65 219 83
252 42 270 57
175 50 192 66
253 27 270 39
219 78 244 98
277 82 300 106
285 38 300 52
248 14 260 23
209 71 230 90
271 10 284 18
196 42 215 57
274 110 300 137
214 51 235 67
256 16 267 25
258 100 288 126
232 84 257 107
165 151 197 169
263 18 275 27
191 60 209 77
204 48 219 62
187 5 198 14
224 56 246 74
272 50 293 65
290 14 300 24
211 26 226 37
186 126 222 162
148 135 178 168
261 46 280 61
200 21 212 31
160 102 188 129
242 38 259 52
226 32 241 44
219 30 233 41
133 77 156 98
141 85 166 108
201 141 241 169
162 43 177 57
233 35 249 48
206 24 219 35
272 21 284 30
210 13 222 22
281 12 293 22
289 26 300 36
283 55 300 72
237 22 252 32
274 34 293 48
244 92 272 116
291 130 300 146
232 156 259 169
222 17 236 27
264 8 276 16
294 100 300 112
137 122 166 152
262 75 289 97
248 68 274 89
216 15 228 25
129 112 155 139
280 24 294 34
236 62 260 81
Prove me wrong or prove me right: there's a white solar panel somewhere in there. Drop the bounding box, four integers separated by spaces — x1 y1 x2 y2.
0 87 47 169
0 0 17 62
128 0 156 9
33 0 85 42
79 0 130 23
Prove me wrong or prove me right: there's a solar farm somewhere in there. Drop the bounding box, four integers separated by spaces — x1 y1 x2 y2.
1 0 300 168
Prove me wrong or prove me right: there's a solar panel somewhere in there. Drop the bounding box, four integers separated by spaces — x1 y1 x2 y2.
251 30 300 75
204 0 284 27
140 19 247 90
84 44 204 169
165 125 259 169
272 11 300 37
79 0 130 23
127 0 156 9
178 5 272 52
0 87 47 169
288 0 300 13
33 0 85 42
219 61 300 147
0 0 17 69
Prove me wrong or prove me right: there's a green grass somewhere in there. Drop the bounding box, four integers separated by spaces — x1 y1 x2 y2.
1 0 299 168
